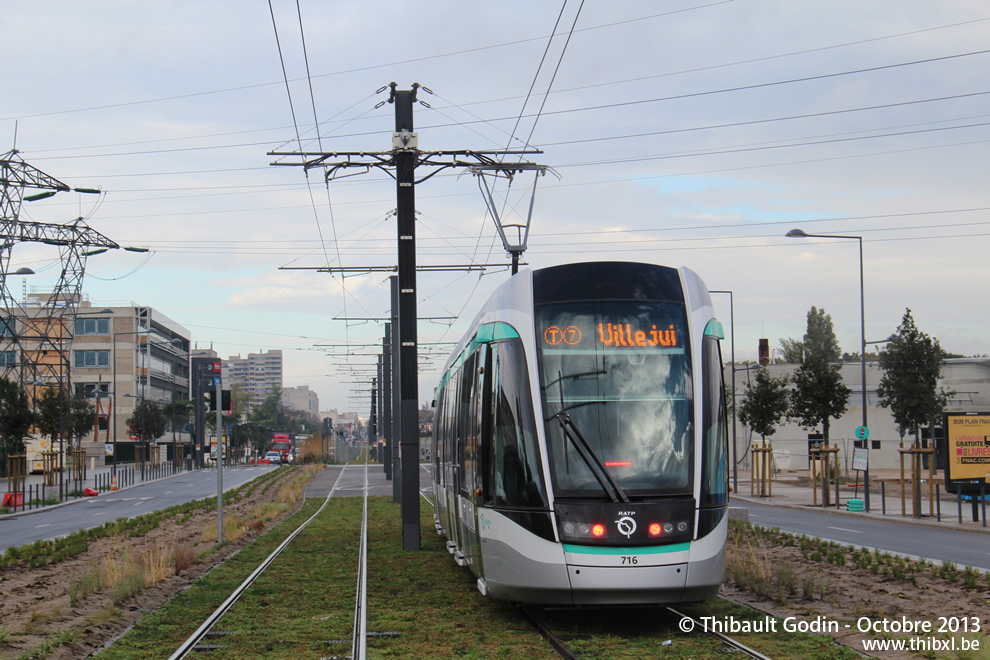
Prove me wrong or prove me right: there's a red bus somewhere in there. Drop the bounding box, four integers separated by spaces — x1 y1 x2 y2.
271 433 293 463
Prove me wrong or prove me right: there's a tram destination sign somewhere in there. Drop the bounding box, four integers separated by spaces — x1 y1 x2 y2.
944 412 990 492
540 304 687 352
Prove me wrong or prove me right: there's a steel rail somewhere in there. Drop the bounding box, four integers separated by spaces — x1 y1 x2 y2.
168 466 350 660
665 606 773 660
516 606 578 660
351 458 370 660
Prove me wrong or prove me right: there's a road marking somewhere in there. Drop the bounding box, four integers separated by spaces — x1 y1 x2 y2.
827 526 861 533
92 512 105 517
34 523 51 529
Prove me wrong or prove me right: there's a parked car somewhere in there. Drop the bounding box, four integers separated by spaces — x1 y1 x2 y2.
263 451 282 465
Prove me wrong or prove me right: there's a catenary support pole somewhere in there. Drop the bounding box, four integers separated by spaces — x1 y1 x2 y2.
383 325 392 480
215 376 223 543
393 86 421 550
390 275 402 504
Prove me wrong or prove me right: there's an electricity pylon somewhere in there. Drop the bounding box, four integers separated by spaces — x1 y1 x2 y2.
0 149 124 388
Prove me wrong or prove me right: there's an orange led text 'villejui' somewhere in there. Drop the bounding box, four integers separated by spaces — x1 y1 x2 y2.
598 322 676 348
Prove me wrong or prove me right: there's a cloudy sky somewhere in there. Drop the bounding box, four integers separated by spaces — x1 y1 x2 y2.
3 1 988 413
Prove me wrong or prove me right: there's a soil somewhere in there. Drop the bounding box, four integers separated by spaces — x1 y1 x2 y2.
722 525 990 660
1 486 987 659
0 468 304 660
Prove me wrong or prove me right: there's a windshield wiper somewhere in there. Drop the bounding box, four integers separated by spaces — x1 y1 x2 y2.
554 411 629 503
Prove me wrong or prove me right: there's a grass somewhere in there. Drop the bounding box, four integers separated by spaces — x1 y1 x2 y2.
99 495 870 659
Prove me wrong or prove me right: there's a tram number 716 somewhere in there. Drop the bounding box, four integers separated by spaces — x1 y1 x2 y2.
620 556 639 565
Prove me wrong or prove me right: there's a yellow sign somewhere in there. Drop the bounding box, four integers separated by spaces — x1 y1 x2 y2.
946 413 990 482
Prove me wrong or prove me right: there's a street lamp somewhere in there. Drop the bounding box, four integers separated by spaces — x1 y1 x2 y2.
786 228 870 510
113 329 150 478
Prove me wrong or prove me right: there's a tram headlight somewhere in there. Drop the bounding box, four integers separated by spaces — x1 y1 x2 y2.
649 523 662 537
561 520 609 541
663 522 674 534
677 521 688 533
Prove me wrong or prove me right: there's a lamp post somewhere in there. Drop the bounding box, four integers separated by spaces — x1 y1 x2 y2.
786 229 870 510
122 392 146 479
112 330 149 477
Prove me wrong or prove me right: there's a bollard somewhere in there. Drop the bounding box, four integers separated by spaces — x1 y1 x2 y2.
936 484 941 522
958 492 963 524
983 485 987 528
881 481 886 516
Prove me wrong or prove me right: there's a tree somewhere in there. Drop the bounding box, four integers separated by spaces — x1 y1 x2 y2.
738 368 790 442
0 377 35 458
36 387 68 445
788 307 850 444
126 399 169 443
778 337 804 363
876 308 952 446
65 394 97 447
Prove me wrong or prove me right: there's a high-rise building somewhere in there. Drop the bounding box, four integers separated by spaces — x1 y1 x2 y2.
223 349 283 410
282 385 320 422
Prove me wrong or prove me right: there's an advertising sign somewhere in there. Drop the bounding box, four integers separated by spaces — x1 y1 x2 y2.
944 412 990 491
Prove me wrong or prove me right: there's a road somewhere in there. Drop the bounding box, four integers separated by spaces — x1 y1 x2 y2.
735 498 990 571
0 466 275 552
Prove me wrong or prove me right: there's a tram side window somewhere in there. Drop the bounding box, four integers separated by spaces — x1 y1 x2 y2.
434 385 446 488
458 352 478 495
444 370 461 491
700 335 729 507
492 340 547 509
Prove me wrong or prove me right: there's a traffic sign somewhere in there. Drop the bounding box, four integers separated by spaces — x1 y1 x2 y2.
855 425 870 441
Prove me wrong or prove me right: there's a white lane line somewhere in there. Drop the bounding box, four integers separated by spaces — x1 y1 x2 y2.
34 523 51 529
92 512 105 517
827 526 861 533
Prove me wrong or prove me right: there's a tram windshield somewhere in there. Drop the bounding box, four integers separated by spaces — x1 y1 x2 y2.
537 301 693 498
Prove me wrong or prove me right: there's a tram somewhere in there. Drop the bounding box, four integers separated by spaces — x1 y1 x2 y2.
431 262 729 605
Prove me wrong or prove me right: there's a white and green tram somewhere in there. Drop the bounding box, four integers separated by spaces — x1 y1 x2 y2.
431 261 729 605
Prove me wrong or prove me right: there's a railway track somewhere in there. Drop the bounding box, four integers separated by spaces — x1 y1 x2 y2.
168 463 368 660
518 604 774 659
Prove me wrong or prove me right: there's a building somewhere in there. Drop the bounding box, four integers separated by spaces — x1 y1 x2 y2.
222 350 282 411
727 358 990 473
282 385 320 422
2 297 191 467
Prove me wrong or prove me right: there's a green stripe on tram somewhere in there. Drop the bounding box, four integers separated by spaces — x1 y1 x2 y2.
563 542 690 555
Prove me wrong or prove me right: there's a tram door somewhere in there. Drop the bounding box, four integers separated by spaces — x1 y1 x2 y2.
458 345 491 575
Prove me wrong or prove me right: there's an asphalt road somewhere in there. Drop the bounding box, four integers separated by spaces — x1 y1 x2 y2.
0 466 275 552
735 498 990 571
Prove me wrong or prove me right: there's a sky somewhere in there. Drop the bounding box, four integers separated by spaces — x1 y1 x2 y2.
3 1 989 414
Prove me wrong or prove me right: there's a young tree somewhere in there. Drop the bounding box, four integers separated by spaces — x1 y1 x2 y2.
876 308 952 446
36 387 68 444
66 394 97 448
738 368 790 443
789 307 850 445
0 377 35 458
126 399 169 443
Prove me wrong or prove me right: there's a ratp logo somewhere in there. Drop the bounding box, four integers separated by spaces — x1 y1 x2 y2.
615 516 637 538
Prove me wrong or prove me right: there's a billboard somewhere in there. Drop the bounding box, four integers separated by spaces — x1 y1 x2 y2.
944 412 990 492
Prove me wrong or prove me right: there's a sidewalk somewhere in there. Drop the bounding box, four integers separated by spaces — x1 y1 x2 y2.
732 468 990 535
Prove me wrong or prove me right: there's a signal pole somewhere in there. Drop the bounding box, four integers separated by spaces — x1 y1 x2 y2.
270 83 545 551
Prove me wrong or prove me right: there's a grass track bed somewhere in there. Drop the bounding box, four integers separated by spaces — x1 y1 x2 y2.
101 493 864 658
